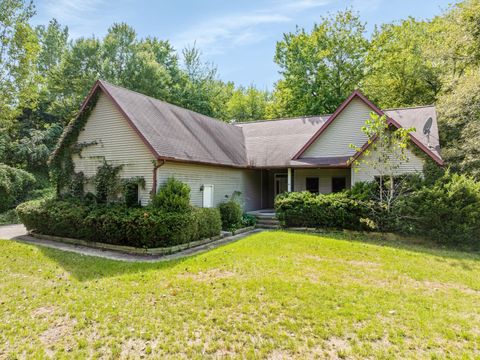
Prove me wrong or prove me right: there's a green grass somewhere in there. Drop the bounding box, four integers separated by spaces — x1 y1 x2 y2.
1 231 479 359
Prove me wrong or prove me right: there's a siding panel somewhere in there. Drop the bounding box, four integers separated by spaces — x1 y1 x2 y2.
156 162 262 211
351 147 424 184
72 93 155 205
294 169 351 194
301 98 371 157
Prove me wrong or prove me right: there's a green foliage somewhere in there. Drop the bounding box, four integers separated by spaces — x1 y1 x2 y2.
275 191 373 230
122 177 145 208
49 91 100 192
241 213 257 227
151 177 191 213
16 198 222 248
94 162 123 204
218 199 243 231
272 9 368 117
0 163 36 212
226 85 269 122
350 112 415 210
0 0 39 127
437 70 480 179
0 209 20 225
394 172 480 247
193 207 222 239
362 18 441 108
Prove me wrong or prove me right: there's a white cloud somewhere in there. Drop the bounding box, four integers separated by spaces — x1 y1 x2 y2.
39 0 112 37
174 13 290 55
173 0 334 55
275 0 333 12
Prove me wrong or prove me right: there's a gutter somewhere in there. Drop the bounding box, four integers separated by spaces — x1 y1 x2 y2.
151 159 165 196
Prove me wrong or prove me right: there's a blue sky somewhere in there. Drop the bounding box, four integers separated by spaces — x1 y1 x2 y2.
33 0 453 89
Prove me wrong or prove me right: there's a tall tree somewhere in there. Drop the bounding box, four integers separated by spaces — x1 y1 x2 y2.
0 0 39 128
271 9 368 117
226 85 270 122
362 18 441 108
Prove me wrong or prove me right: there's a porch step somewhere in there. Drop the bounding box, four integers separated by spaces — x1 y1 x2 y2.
256 218 280 226
248 210 281 229
256 223 281 230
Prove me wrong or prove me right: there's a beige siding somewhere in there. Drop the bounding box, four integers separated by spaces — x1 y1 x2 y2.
72 93 156 205
301 98 371 157
294 169 351 194
351 147 424 184
156 162 262 211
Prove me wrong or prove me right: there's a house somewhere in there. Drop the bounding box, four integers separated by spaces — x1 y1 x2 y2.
55 80 443 211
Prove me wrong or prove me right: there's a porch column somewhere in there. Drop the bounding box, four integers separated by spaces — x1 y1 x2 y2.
287 168 292 192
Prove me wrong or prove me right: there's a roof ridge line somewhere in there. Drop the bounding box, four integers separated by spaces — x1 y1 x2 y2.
384 104 435 111
235 114 331 124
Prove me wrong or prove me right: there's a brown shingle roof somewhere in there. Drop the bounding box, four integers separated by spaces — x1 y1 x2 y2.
100 80 247 167
56 81 442 169
235 116 328 167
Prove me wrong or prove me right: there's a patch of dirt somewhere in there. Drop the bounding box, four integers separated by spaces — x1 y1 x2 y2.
267 349 294 359
178 269 235 282
120 338 151 359
418 280 480 295
302 255 380 268
324 336 352 359
39 315 77 357
32 305 56 318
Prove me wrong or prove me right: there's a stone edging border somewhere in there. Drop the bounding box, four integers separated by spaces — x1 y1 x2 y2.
30 226 256 256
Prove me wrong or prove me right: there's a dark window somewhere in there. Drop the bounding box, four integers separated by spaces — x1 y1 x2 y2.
332 177 346 193
306 177 319 194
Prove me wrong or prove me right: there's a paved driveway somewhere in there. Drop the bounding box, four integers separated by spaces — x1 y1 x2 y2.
0 224 27 239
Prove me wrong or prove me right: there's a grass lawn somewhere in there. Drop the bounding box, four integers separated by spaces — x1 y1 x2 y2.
1 231 479 359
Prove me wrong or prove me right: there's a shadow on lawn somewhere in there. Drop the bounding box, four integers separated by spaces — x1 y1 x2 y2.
282 230 480 266
18 240 197 282
12 230 480 281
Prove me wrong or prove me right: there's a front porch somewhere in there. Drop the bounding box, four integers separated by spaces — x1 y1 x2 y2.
257 168 351 209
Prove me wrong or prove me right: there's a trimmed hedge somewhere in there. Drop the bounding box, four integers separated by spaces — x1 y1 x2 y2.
218 200 243 231
17 199 222 248
275 191 373 230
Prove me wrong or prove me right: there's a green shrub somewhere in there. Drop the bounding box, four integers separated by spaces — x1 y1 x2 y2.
394 172 480 247
218 199 243 231
0 164 36 212
241 213 257 227
94 162 123 203
16 199 222 248
151 177 191 213
0 209 19 225
193 208 222 239
275 191 373 230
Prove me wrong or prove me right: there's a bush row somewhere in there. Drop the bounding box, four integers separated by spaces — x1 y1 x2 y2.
17 199 221 248
275 172 480 248
275 191 374 231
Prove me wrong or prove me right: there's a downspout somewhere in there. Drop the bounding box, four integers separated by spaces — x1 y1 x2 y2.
151 159 165 196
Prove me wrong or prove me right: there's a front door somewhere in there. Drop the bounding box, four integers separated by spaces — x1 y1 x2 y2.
274 174 288 197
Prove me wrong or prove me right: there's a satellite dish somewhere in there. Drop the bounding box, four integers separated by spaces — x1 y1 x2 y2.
423 117 433 135
423 117 433 148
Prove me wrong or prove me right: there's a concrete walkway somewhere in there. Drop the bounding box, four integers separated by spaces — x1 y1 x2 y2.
0 224 27 239
1 224 263 262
